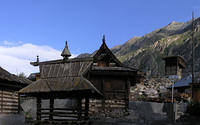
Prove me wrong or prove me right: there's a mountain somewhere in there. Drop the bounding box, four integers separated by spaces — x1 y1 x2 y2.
77 18 200 77
112 17 200 77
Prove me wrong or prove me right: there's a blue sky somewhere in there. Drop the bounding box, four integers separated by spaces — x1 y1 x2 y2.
0 0 200 53
0 0 200 75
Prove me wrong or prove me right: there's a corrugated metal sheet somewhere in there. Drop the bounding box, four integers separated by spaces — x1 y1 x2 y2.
169 75 192 88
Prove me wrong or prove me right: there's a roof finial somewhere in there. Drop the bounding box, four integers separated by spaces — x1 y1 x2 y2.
65 40 68 47
37 55 39 63
61 40 71 59
102 34 105 44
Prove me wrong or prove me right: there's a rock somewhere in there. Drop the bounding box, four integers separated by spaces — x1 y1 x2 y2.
130 77 173 101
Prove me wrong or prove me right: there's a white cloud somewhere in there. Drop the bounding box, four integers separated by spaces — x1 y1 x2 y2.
0 42 77 76
3 40 23 46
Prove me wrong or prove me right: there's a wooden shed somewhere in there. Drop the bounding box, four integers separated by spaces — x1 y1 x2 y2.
19 36 141 123
0 67 31 113
163 56 186 80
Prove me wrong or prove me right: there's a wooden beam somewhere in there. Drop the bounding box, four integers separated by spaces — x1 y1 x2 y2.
85 98 89 120
49 97 54 120
77 98 82 121
101 78 105 110
36 97 41 121
18 93 21 114
125 80 130 112
1 89 3 112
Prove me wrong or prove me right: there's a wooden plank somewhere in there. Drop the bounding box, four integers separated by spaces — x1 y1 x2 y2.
2 91 15 95
1 103 18 107
1 100 18 104
41 108 78 111
1 93 18 97
53 114 78 118
2 108 18 111
1 96 18 100
41 112 78 115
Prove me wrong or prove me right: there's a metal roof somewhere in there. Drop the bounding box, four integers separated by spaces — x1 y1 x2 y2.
169 75 191 88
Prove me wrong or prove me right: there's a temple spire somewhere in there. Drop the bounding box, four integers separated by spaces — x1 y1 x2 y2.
102 34 105 44
61 40 71 59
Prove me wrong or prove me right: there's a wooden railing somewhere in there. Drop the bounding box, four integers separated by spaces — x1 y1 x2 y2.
39 108 86 121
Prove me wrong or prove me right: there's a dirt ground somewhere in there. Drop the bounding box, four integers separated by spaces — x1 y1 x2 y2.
0 114 25 125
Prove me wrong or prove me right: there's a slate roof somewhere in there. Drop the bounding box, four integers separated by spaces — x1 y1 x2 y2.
19 76 102 98
19 58 103 98
0 67 32 85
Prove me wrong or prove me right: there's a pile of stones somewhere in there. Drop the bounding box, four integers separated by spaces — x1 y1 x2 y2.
130 77 173 101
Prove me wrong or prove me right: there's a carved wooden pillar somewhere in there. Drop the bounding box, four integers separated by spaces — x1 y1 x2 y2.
36 96 41 121
49 97 54 120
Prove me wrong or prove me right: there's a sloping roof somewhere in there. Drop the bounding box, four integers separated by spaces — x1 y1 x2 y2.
28 72 40 81
40 60 92 78
93 39 123 67
19 76 102 98
0 67 32 85
91 66 137 72
167 73 200 89
19 58 103 98
168 75 192 89
173 75 192 88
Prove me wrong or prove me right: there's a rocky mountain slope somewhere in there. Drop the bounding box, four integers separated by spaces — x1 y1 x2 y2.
77 18 200 77
112 18 200 77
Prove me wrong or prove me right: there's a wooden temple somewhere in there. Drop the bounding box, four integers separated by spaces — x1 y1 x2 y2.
19 36 141 123
0 67 31 113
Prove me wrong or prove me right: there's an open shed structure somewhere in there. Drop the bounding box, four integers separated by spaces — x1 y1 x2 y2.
0 67 31 113
19 36 141 123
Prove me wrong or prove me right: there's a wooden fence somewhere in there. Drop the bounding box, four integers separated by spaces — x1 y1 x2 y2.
0 90 19 113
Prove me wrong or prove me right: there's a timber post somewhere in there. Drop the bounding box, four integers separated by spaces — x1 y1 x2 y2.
1 89 3 112
18 93 21 114
78 98 82 121
85 97 89 120
101 78 105 111
125 79 130 112
49 97 54 120
36 96 41 121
